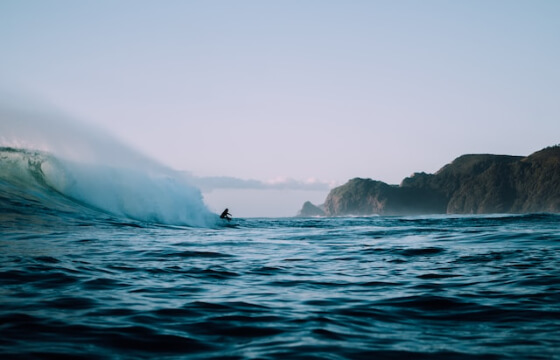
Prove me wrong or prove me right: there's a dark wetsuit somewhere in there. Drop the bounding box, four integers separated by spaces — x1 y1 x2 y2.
220 208 232 221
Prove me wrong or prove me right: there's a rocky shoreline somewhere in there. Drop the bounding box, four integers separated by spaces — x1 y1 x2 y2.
298 145 560 216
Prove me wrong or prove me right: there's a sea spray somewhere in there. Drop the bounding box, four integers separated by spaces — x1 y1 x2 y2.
0 101 217 227
42 157 215 226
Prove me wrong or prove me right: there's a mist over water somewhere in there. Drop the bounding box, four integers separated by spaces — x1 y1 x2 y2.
2 98 559 359
0 100 216 227
2 103 560 359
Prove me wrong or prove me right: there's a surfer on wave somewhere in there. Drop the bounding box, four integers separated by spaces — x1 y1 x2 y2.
220 208 232 221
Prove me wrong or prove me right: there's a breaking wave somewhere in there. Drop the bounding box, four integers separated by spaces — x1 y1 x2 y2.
0 104 218 227
0 147 217 227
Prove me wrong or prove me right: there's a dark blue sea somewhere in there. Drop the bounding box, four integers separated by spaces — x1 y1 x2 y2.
1 148 560 359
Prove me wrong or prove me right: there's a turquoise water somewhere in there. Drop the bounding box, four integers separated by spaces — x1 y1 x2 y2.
1 148 559 359
2 214 560 359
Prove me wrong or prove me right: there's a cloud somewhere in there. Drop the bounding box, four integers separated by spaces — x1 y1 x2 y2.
182 173 332 192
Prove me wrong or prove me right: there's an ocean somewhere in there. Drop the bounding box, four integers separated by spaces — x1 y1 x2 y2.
1 147 560 359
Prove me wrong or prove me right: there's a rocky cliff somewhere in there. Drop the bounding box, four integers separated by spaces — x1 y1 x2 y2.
298 146 560 216
297 201 326 217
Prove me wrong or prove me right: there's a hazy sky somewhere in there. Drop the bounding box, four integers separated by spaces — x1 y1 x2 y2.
2 1 559 216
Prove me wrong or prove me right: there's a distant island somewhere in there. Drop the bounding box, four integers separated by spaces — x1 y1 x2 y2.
298 145 560 216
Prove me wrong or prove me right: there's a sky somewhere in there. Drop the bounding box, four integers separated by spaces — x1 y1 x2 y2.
1 0 559 217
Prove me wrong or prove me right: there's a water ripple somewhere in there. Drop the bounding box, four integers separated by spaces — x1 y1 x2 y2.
1 215 559 359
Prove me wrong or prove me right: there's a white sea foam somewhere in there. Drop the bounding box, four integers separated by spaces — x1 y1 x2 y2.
0 100 217 227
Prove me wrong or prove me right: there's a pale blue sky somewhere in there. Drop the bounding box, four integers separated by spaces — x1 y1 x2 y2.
1 1 559 216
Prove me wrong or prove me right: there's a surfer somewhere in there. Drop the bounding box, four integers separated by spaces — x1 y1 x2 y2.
220 208 232 221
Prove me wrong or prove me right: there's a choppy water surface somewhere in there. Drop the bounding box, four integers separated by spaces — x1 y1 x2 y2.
1 214 559 359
